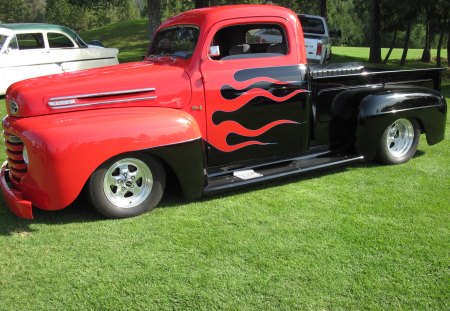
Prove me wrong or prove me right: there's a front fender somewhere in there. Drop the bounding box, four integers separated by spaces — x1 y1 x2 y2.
356 87 447 160
4 107 203 210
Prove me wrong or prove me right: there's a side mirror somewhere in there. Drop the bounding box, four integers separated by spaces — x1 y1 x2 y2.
3 47 12 54
208 45 220 58
330 29 341 38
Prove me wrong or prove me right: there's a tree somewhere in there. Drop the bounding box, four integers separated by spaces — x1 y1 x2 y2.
369 0 381 63
399 20 413 66
397 1 422 66
320 0 327 19
448 29 450 67
147 0 161 40
421 5 432 62
195 0 209 8
0 0 37 23
432 0 450 67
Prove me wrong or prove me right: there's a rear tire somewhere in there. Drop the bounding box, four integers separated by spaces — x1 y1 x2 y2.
377 118 420 164
87 153 165 218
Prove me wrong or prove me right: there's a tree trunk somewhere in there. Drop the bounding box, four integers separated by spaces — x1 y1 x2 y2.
383 30 398 64
448 29 450 67
400 21 412 66
320 0 327 19
436 30 444 67
195 0 209 8
421 10 431 62
369 0 382 63
147 0 160 41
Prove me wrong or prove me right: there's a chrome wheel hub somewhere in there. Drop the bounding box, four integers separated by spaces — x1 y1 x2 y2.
103 158 153 208
386 119 414 158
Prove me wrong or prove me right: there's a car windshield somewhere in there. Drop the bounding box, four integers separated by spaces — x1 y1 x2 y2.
299 16 325 35
147 26 199 59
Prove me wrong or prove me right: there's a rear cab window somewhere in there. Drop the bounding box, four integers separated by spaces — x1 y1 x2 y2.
211 23 288 60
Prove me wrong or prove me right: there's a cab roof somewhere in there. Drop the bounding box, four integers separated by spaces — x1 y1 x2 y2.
160 4 299 30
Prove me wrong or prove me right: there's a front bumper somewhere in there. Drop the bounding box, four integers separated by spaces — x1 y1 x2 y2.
0 161 33 219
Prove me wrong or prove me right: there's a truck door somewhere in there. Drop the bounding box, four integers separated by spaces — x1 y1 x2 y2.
200 19 310 168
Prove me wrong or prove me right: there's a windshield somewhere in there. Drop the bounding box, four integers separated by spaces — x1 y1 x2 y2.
298 16 325 35
147 26 199 59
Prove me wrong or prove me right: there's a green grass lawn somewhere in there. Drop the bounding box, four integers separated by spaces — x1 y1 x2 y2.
81 19 150 63
0 40 449 309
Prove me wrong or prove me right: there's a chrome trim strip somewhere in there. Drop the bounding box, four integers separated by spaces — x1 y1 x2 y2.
0 57 117 70
48 88 156 101
49 96 157 109
317 84 383 95
385 79 433 85
374 104 444 116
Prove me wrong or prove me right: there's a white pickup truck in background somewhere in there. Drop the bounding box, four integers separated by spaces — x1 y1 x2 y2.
298 14 339 64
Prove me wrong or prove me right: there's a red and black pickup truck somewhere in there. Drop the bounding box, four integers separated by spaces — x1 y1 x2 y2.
1 5 447 219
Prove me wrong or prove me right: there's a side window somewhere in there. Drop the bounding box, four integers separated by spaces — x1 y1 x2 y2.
15 33 45 50
212 24 287 61
47 33 75 48
7 36 19 50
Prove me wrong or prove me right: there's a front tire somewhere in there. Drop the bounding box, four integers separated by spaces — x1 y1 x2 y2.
377 118 420 164
87 153 165 218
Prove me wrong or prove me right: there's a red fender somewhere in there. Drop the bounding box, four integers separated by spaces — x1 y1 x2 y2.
3 107 202 211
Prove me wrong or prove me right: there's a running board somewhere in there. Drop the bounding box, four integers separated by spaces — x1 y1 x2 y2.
203 155 365 194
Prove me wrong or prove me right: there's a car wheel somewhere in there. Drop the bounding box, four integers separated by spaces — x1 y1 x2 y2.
88 153 165 218
377 118 420 164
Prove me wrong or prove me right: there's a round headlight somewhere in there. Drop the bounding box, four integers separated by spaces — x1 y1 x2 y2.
9 100 19 115
23 146 29 165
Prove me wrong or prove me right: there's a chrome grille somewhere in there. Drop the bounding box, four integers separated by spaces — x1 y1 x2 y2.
3 131 27 184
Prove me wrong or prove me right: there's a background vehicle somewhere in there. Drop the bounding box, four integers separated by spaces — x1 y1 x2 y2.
0 5 446 219
298 13 338 64
0 23 119 95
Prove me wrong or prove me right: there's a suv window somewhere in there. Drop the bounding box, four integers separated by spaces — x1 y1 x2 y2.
212 24 287 60
48 33 75 48
15 33 45 50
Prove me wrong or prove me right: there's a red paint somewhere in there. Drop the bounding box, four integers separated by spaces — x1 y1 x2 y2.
2 108 202 211
1 163 33 219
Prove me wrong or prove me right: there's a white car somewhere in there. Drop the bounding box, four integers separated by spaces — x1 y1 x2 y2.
298 14 339 64
0 23 119 95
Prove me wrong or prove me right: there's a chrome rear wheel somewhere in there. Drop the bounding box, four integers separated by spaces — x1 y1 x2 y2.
378 118 420 165
385 118 415 158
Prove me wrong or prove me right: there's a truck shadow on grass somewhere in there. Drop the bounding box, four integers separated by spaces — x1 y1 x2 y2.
0 150 427 236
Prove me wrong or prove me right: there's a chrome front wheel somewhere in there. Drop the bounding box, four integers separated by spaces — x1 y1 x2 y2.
88 153 165 218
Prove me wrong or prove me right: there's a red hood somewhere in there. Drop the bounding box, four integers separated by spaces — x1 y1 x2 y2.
6 60 192 117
